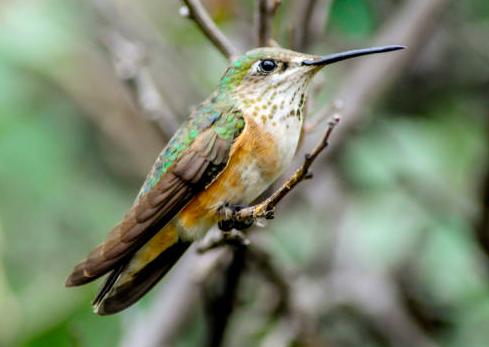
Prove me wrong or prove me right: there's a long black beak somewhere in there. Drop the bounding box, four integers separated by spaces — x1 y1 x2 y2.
302 45 405 66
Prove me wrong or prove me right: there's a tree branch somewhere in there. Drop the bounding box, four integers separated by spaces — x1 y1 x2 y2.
474 147 489 269
202 245 247 347
256 0 281 46
181 0 239 60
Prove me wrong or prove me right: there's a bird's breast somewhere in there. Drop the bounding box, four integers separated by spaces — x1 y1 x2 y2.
176 115 301 240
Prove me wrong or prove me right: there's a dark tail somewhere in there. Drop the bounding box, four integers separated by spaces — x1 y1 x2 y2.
93 240 191 315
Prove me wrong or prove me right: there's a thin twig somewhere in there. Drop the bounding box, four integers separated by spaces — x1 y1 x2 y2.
181 0 239 60
219 115 340 225
256 0 282 46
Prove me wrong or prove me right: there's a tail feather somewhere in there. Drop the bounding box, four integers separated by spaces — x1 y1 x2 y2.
92 264 125 309
93 240 190 315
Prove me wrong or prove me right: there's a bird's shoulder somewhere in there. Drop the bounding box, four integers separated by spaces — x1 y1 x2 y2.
137 94 246 198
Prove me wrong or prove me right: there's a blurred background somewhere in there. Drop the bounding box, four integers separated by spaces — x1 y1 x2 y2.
0 0 488 346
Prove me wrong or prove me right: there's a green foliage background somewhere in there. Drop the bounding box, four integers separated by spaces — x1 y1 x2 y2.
0 0 488 346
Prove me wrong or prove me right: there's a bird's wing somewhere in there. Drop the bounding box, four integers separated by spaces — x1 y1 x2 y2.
66 107 245 286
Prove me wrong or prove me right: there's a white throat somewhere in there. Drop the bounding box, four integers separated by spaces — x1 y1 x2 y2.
236 78 309 173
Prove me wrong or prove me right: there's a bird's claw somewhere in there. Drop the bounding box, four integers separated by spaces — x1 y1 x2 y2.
217 203 255 231
264 207 275 220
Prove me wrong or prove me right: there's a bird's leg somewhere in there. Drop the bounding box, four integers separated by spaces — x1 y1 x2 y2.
217 203 234 232
217 203 255 231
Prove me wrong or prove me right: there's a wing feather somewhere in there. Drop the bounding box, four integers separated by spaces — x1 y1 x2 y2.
66 119 242 286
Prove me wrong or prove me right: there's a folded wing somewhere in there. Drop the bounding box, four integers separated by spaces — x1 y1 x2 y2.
66 109 245 286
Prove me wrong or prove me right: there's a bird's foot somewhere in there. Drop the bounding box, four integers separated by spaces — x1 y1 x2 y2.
217 203 255 231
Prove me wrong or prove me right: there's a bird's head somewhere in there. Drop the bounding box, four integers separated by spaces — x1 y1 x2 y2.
219 45 404 117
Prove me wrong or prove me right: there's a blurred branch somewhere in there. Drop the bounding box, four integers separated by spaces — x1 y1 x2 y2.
256 0 281 46
41 45 165 176
203 245 247 347
199 236 292 316
473 113 489 269
103 31 180 138
180 0 239 60
395 234 452 335
312 208 440 347
202 239 325 347
92 0 183 138
474 161 489 266
326 273 439 347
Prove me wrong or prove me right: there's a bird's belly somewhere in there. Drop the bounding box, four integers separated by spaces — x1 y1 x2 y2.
176 116 300 240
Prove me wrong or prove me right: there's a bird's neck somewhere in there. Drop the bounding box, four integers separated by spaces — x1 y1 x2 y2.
234 86 307 170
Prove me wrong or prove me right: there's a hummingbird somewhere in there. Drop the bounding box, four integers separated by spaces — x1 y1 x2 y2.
66 44 404 315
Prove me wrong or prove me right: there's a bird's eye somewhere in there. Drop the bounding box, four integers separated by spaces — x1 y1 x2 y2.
258 59 277 73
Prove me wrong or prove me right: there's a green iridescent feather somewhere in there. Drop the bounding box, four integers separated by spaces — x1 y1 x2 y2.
219 52 260 91
137 94 245 198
